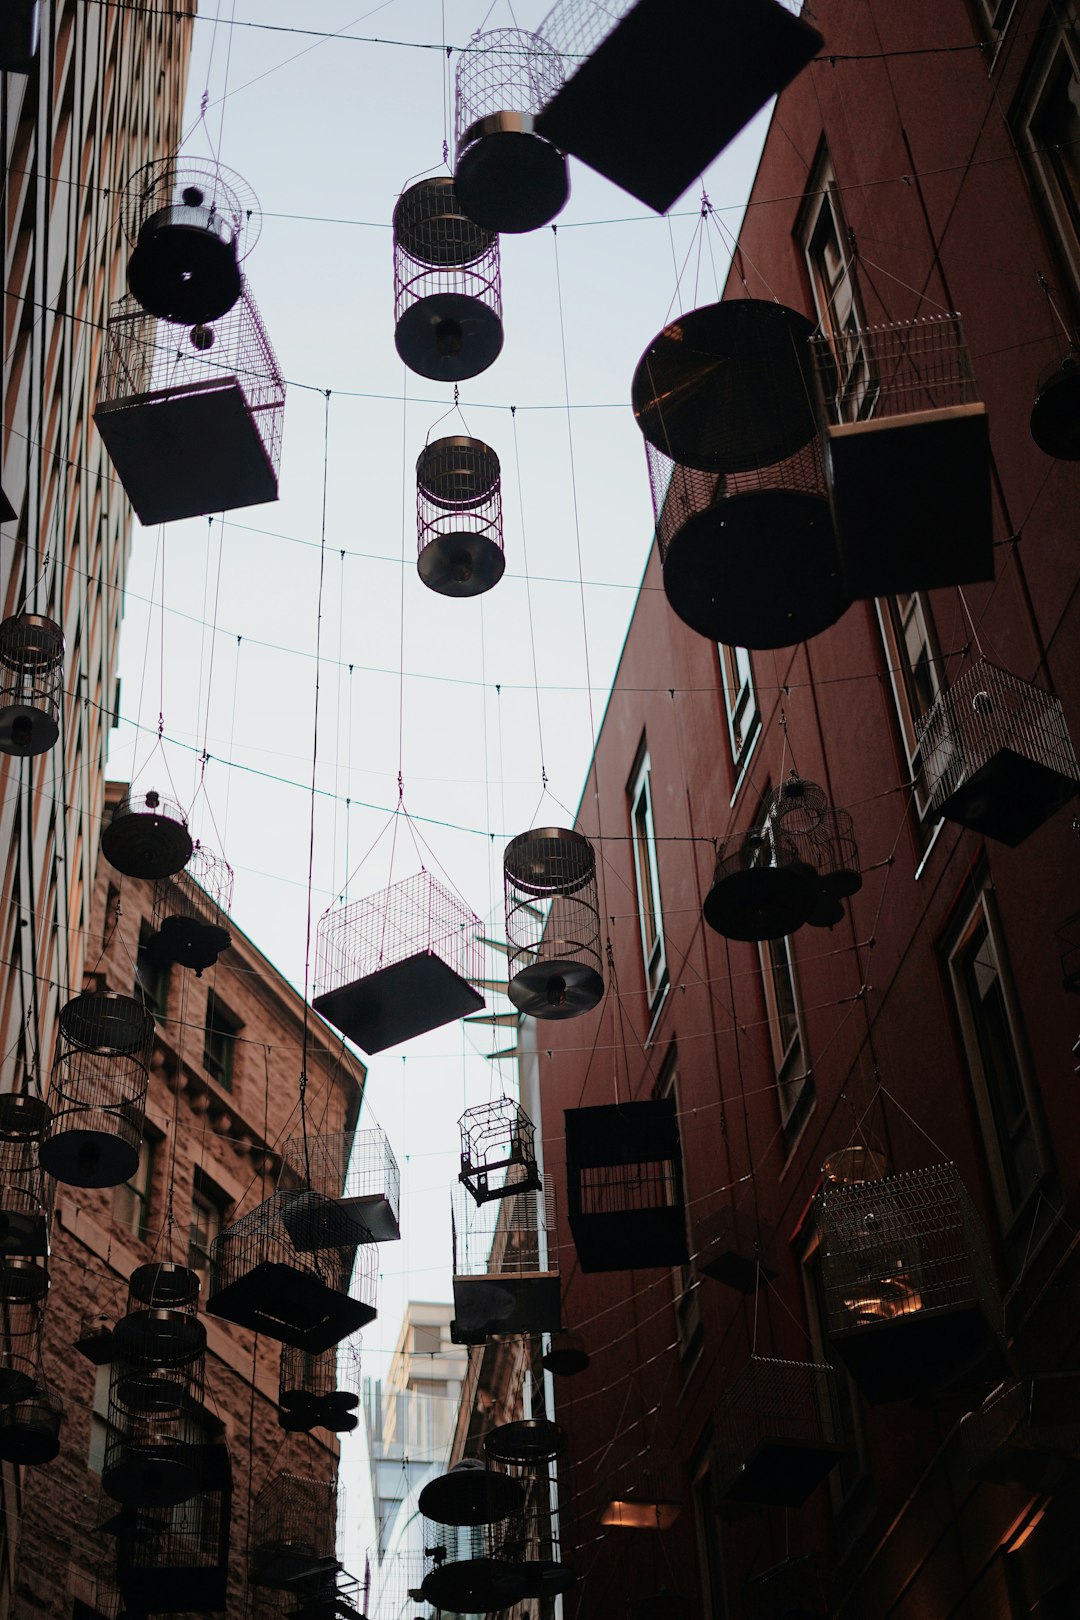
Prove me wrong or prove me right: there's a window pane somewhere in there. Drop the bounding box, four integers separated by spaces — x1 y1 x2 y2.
960 919 1040 1208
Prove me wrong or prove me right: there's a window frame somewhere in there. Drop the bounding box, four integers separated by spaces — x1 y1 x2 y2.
875 592 947 828
798 155 877 423
799 1225 870 1516
134 920 170 1019
758 929 812 1134
656 1046 702 1375
202 988 241 1093
628 746 669 1012
188 1169 229 1285
718 643 760 790
689 1434 727 1617
1014 13 1080 301
112 1130 154 1241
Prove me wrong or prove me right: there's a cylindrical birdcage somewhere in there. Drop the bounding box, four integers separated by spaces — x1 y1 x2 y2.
0 1379 63 1465
123 159 259 324
282 1126 401 1244
0 1296 46 1402
101 788 193 880
485 1425 574 1600
0 614 64 757
115 1442 232 1615
703 824 819 942
454 28 568 233
393 177 503 382
102 1352 206 1508
0 1094 52 1281
420 1462 530 1615
416 437 505 598
504 828 603 1019
112 1263 205 1370
458 1099 541 1205
251 1473 338 1589
152 842 233 975
278 1336 361 1435
42 992 153 1188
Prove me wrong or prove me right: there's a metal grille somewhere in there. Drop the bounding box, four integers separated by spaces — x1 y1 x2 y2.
282 1129 401 1243
97 286 285 476
0 1297 46 1402
458 1099 540 1205
102 1354 206 1507
537 0 633 64
316 872 484 1000
0 1095 52 1263
153 842 234 931
455 27 565 145
648 436 828 563
251 1473 338 1590
575 1156 678 1220
453 1183 556 1280
714 1357 842 1490
811 312 978 429
0 614 64 756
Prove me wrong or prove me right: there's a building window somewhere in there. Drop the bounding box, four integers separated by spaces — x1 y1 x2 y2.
1016 16 1080 297
800 1229 868 1511
799 155 876 421
629 746 668 1011
88 1363 113 1474
718 644 760 780
976 0 1016 38
112 1132 153 1240
876 592 944 821
189 1170 229 1285
102 882 120 948
203 990 241 1092
759 932 811 1132
657 1047 701 1372
134 922 170 1019
690 1438 726 1617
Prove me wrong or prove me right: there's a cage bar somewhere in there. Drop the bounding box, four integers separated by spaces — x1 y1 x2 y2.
112 1263 205 1370
115 1442 232 1613
152 843 233 976
100 788 193 881
504 828 603 1019
416 437 505 597
42 993 153 1189
816 1162 1008 1403
95 286 284 525
278 1336 361 1435
282 1128 401 1244
715 1357 844 1507
393 178 503 382
313 872 484 1054
916 659 1080 846
742 1555 831 1620
454 28 568 233
458 1099 541 1205
0 1095 52 1272
452 1183 560 1339
251 1473 340 1590
811 314 992 598
694 1204 777 1294
960 1375 1080 1488
565 1098 688 1273
0 614 64 757
0 1380 63 1464
102 1353 206 1508
0 1296 46 1402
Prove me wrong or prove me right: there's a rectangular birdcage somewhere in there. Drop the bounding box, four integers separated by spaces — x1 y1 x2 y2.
565 1099 688 1273
534 0 821 212
916 660 1080 846
693 1204 777 1294
742 1555 831 1620
94 287 284 526
452 1183 560 1339
115 1443 232 1613
959 1375 1080 1487
206 1191 374 1352
714 1357 844 1508
816 1162 1008 1403
282 1128 401 1243
458 1099 541 1206
251 1473 339 1591
313 873 485 1054
811 313 992 597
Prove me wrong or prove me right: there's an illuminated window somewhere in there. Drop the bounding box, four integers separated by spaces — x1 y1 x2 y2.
629 746 668 1011
719 643 759 780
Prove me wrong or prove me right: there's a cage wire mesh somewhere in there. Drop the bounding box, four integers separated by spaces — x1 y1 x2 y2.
112 1263 205 1370
0 1377 63 1464
0 1093 52 1267
714 1357 844 1506
114 1443 232 1613
100 788 193 881
0 614 64 757
455 27 565 145
152 843 233 976
42 992 153 1189
251 1473 339 1589
416 437 505 598
810 312 979 429
0 1296 47 1402
458 1099 541 1205
282 1128 401 1244
278 1335 361 1434
102 1352 207 1508
392 178 503 383
704 823 820 943
453 29 569 233
420 1516 530 1614
503 828 603 1019
483 1428 574 1599
452 1184 560 1339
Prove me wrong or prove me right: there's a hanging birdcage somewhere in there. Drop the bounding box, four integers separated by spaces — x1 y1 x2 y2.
313 872 485 1054
1031 348 1080 459
100 788 193 880
393 177 503 382
484 1424 575 1600
565 1098 688 1272
693 1204 776 1294
75 1308 116 1366
0 614 64 757
542 1329 589 1376
420 1462 530 1615
452 1182 560 1340
416 437 505 598
111 1264 205 1370
0 1094 52 1276
0 1296 46 1403
454 28 568 233
742 1555 831 1620
42 992 153 1189
811 313 991 598
503 827 603 1019
703 823 820 942
0 1378 63 1464
206 1190 372 1351
282 1127 401 1244
151 843 233 976
114 1442 232 1614
534 0 822 213
102 1351 206 1508
95 285 285 525
278 1336 361 1435
816 1162 1008 1403
960 1374 1080 1487
771 773 862 928
123 159 260 324
285 1569 366 1620
916 659 1080 846
458 1098 541 1205
251 1473 340 1590
715 1357 844 1507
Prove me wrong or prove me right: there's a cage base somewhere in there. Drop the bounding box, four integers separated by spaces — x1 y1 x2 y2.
127 214 242 326
826 407 992 599
455 121 569 234
1031 357 1080 460
0 1414 60 1465
39 1126 139 1189
422 1557 530 1613
100 808 193 881
460 1161 543 1207
535 0 821 213
117 1561 228 1615
568 1208 689 1274
703 866 819 942
452 1270 561 1337
933 749 1080 847
313 951 484 1054
507 957 604 1019
0 1211 49 1260
720 1437 842 1507
155 915 232 973
252 1543 341 1591
103 1443 203 1508
394 294 504 383
419 1462 525 1526
206 1260 374 1351
541 1333 589 1376
662 493 846 649
94 379 278 526
0 1258 48 1301
417 531 506 597
0 703 58 758
831 1304 1009 1404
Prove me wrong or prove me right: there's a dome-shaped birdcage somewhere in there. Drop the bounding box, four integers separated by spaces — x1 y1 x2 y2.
123 159 260 325
0 1379 63 1465
458 1098 541 1205
102 1351 207 1508
0 1093 52 1276
770 774 862 928
151 842 233 976
278 1336 361 1435
503 828 603 1019
416 436 505 598
111 1264 205 1370
454 28 568 233
41 992 153 1189
703 824 819 942
101 788 193 881
0 1295 46 1403
251 1473 340 1590
0 614 64 757
634 300 846 648
1031 348 1080 460
393 177 503 382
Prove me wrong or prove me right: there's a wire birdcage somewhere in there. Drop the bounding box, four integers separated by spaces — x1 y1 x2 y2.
693 1203 776 1294
771 774 862 928
112 1263 205 1370
102 1352 207 1508
703 824 819 942
282 1128 401 1243
452 1183 560 1340
742 1555 831 1620
100 788 193 881
42 993 153 1189
816 1162 1007 1403
95 286 285 526
458 1099 541 1205
123 158 260 324
393 178 503 382
1031 347 1080 459
313 872 485 1054
0 614 64 757
416 437 505 597
420 1466 531 1615
0 1378 63 1464
0 1296 46 1402
503 828 603 1019
811 313 991 598
114 1442 232 1614
565 1098 688 1273
251 1473 339 1590
916 659 1080 846
278 1336 361 1435
206 1190 372 1351
959 1375 1080 1486
453 28 568 233
715 1357 844 1507
0 1094 52 1278
484 1429 575 1601
152 843 233 976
